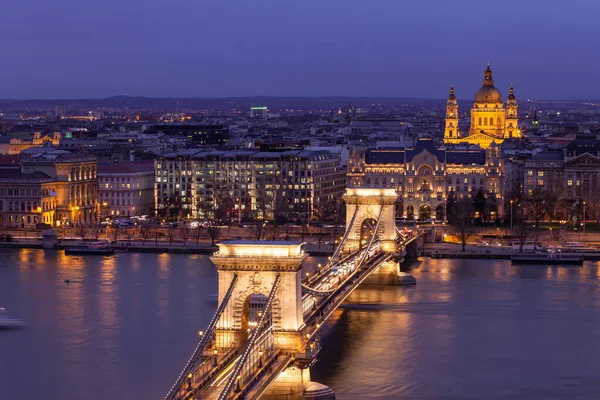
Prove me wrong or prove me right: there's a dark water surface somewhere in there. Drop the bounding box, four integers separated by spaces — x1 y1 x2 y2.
1 250 600 399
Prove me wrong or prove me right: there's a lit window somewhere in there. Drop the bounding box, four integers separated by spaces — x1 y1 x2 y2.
527 170 533 176
528 189 533 196
576 180 580 186
568 180 573 187
538 171 544 177
538 179 544 186
464 178 468 184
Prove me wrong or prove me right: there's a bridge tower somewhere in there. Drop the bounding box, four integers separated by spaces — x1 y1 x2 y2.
343 188 406 285
211 241 334 400
343 188 399 253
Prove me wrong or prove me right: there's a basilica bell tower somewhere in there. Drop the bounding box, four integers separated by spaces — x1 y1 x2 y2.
444 86 459 141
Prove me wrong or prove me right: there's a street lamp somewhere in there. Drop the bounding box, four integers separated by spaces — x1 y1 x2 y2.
583 201 586 236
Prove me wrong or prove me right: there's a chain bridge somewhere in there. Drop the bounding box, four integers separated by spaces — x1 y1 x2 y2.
163 188 421 400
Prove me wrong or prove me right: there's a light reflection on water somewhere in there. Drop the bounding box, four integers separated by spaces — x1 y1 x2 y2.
2 251 600 399
312 258 600 399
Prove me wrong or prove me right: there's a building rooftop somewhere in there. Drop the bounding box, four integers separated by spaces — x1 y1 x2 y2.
531 151 564 161
0 170 53 182
98 161 154 175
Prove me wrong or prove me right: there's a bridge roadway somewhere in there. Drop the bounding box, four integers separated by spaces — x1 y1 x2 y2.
165 211 418 399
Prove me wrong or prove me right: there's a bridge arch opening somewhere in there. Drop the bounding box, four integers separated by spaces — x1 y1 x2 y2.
240 293 269 345
418 204 431 220
360 218 378 249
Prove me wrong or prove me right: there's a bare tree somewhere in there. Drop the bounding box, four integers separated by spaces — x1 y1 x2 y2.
514 204 529 253
180 228 190 246
140 226 151 245
110 226 120 243
124 229 134 244
451 197 475 252
166 227 176 246
154 229 165 246
254 220 266 241
542 181 565 223
193 225 203 246
527 188 547 243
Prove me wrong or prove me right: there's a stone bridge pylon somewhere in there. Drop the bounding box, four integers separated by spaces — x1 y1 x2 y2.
342 188 399 253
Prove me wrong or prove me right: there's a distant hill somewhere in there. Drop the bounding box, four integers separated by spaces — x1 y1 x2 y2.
0 96 441 112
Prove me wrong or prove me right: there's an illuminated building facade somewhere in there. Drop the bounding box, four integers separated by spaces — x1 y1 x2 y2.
0 171 57 228
9 132 61 154
155 149 346 220
98 161 155 218
444 64 520 148
21 151 99 226
348 138 505 220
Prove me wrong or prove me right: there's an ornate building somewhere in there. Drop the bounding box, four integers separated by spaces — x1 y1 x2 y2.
444 64 521 148
21 150 99 226
348 138 505 221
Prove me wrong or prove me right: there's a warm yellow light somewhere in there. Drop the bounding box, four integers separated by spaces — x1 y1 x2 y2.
199 330 203 337
216 242 303 257
188 373 192 379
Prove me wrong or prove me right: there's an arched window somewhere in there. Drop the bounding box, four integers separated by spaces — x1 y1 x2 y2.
21 202 25 211
0 201 3 211
449 130 453 137
478 117 482 125
8 201 12 212
497 117 501 126
484 117 488 125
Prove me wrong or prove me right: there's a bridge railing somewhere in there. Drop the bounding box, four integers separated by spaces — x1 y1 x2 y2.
164 274 239 400
304 251 392 328
218 274 281 400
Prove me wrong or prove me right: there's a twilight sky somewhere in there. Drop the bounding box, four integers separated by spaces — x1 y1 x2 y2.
1 0 598 100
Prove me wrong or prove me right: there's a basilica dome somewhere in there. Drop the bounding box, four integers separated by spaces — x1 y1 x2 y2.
474 64 503 104
475 85 503 103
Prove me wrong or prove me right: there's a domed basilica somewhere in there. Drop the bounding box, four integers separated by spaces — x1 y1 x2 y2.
443 63 520 148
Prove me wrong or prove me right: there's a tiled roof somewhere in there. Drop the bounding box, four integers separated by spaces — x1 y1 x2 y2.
531 151 564 161
446 151 486 165
98 161 154 174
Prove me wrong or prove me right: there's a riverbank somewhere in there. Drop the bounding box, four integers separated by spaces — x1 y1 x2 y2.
0 239 336 256
423 243 600 261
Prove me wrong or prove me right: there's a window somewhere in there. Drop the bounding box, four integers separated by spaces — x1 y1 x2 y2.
576 180 581 186
528 189 533 196
538 171 544 177
568 179 573 187
527 170 533 176
484 117 488 125
527 179 533 186
464 178 468 184
538 179 544 186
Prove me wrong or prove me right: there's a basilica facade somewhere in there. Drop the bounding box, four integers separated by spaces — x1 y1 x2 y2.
348 138 505 221
444 64 520 148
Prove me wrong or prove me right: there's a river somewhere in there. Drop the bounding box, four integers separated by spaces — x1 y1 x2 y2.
1 249 600 399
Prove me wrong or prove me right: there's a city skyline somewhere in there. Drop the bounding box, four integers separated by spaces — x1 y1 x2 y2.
2 0 599 100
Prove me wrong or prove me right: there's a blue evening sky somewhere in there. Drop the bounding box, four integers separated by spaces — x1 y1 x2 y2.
1 0 597 99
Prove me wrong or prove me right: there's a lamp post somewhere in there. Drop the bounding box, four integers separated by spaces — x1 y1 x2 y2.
510 200 514 230
583 201 586 236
